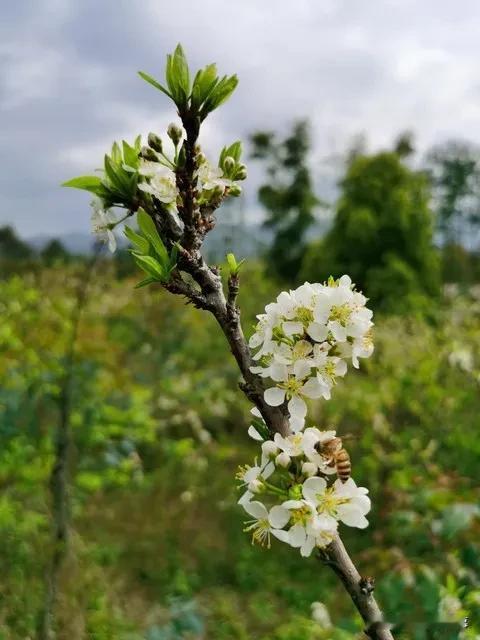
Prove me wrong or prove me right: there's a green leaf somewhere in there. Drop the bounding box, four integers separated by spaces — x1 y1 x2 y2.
111 142 121 163
226 252 245 275
124 225 150 254
138 71 173 100
132 253 166 280
191 64 218 108
226 252 237 273
62 175 103 192
226 141 242 162
134 276 157 289
136 209 169 264
171 44 190 99
168 243 179 270
201 75 238 117
122 140 138 169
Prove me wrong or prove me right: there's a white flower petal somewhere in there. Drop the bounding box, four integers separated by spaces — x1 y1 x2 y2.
337 504 369 528
329 321 347 343
268 506 290 529
271 528 290 543
264 387 285 407
247 425 263 441
307 322 328 342
288 524 307 548
288 395 307 419
283 321 304 336
302 476 327 502
300 535 316 557
301 377 323 399
243 500 268 519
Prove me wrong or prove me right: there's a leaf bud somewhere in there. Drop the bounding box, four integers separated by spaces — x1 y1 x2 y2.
148 132 163 153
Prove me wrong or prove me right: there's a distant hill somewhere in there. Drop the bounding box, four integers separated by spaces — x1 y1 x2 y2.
25 218 330 259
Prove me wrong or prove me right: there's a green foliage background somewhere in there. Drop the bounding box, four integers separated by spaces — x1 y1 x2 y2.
1 262 479 639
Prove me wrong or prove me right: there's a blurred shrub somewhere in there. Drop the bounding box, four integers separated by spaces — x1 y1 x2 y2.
0 264 479 638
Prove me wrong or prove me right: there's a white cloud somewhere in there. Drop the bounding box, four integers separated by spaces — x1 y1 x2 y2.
0 0 480 236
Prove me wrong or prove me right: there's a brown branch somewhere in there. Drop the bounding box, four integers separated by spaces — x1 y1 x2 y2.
321 534 394 640
147 103 395 639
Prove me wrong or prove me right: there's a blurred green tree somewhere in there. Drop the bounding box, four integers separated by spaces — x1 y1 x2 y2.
302 144 440 312
426 140 480 244
40 239 70 266
0 225 33 261
250 121 320 282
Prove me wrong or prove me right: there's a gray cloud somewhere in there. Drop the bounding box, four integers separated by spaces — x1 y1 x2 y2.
0 0 480 236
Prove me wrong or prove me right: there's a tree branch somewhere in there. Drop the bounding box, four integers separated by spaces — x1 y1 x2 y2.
321 534 394 640
155 101 395 638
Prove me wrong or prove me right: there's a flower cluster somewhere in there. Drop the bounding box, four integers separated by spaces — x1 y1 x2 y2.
239 277 373 557
238 417 371 557
249 276 374 431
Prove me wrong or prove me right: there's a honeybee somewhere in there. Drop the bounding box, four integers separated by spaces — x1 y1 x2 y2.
315 436 351 482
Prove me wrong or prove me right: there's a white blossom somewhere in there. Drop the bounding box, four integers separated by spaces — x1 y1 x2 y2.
138 164 178 208
196 160 232 193
302 476 371 529
311 602 332 628
90 198 117 253
243 501 290 548
249 277 374 427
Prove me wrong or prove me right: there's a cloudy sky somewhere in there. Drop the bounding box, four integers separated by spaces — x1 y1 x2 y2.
1 0 480 238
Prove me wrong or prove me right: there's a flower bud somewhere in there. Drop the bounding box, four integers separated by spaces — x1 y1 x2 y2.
167 123 183 146
302 462 317 477
148 132 163 153
262 440 278 459
209 185 225 200
235 164 247 181
288 484 303 500
228 184 242 197
223 155 235 173
196 151 207 166
139 146 158 162
276 452 291 468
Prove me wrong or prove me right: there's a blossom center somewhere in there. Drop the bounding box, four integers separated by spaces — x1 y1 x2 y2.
295 306 314 326
290 505 311 526
329 304 351 326
244 518 271 548
315 487 349 516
